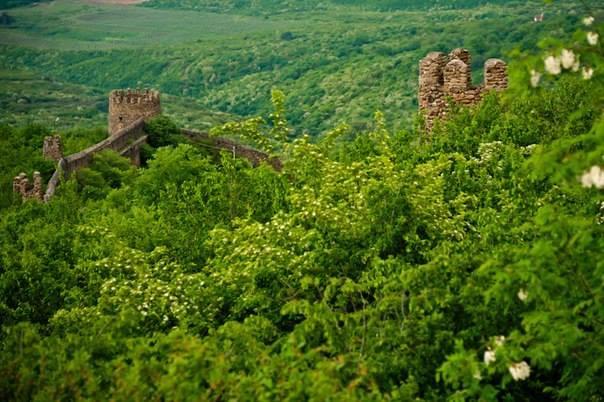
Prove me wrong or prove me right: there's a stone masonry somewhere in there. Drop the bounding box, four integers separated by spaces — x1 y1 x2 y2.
43 135 64 161
419 48 507 130
108 89 161 135
13 172 44 202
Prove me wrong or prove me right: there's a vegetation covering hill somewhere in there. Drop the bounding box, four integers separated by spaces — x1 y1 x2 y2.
144 0 525 14
0 0 584 134
1 1 603 400
0 0 50 9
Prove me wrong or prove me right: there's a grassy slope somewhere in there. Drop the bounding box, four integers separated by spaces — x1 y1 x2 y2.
0 0 583 134
0 0 301 50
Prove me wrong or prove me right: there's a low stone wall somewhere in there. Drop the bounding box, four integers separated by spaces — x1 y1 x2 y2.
182 128 283 171
62 118 145 176
39 118 146 202
19 119 281 203
43 165 63 202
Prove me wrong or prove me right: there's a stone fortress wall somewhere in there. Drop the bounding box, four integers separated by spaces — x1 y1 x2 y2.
14 90 161 202
419 48 507 129
14 88 279 202
14 49 508 202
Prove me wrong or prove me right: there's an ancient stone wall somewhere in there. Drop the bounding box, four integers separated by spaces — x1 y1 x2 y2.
43 135 63 161
20 118 147 203
419 48 507 130
63 118 146 176
17 87 283 203
182 128 283 171
108 89 161 135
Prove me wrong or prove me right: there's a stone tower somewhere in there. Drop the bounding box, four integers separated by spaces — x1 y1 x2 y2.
13 171 44 202
108 89 161 135
419 48 507 130
43 135 63 161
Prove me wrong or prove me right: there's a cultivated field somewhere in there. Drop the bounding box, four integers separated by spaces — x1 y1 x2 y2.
0 0 303 50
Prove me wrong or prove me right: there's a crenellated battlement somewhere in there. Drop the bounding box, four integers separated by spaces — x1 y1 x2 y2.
13 171 44 202
43 135 64 161
109 88 161 105
108 88 161 135
419 48 507 130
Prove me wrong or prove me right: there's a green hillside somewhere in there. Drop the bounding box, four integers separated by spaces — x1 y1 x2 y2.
0 0 584 133
0 1 603 400
144 0 527 14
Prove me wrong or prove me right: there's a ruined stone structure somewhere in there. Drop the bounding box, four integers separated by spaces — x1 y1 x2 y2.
419 48 507 130
15 117 148 202
15 87 283 203
108 89 161 135
16 88 155 202
43 135 64 161
13 172 44 201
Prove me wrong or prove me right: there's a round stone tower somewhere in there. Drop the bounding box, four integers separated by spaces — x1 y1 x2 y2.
108 89 161 135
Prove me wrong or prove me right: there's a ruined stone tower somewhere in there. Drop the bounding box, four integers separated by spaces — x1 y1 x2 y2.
108 89 161 135
43 135 63 161
13 172 44 202
419 48 507 130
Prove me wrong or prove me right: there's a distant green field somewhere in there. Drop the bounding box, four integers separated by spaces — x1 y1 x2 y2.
0 0 304 50
0 69 106 127
0 68 235 131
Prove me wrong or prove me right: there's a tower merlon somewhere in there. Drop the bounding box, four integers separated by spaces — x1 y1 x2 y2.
484 59 508 91
444 59 471 93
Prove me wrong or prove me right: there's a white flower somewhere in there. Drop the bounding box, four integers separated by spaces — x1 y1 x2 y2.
560 49 576 69
484 349 496 365
582 67 594 80
583 16 594 26
508 361 531 381
544 56 561 75
530 70 541 87
517 289 529 302
581 165 604 189
572 60 580 72
494 336 506 347
587 32 599 46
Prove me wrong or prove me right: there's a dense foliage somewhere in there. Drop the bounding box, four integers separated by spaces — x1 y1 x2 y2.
0 0 49 9
1 0 603 400
1 45 603 399
144 0 526 14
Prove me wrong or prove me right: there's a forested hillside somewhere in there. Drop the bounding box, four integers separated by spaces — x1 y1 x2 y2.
0 0 49 9
1 0 603 400
1 74 603 400
144 0 525 14
0 0 583 133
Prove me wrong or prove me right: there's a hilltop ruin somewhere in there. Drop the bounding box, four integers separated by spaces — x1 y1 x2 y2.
419 48 507 130
108 89 161 135
14 88 278 203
